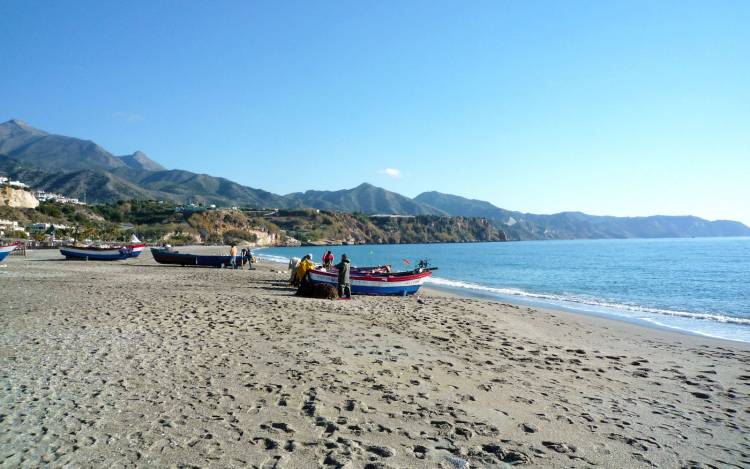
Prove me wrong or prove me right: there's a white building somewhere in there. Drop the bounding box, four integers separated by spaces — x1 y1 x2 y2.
28 223 51 232
35 190 59 201
0 219 24 237
28 222 70 232
34 190 84 205
57 197 82 205
369 214 416 219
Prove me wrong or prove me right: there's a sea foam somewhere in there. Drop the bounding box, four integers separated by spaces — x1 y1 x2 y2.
426 276 750 326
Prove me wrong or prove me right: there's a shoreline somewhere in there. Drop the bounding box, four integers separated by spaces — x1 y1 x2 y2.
420 283 750 346
421 284 750 351
258 254 750 350
2 250 748 467
255 249 750 345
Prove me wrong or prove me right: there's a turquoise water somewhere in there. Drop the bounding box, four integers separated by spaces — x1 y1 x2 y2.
257 238 750 343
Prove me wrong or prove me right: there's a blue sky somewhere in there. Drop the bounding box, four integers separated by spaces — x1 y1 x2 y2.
1 1 748 223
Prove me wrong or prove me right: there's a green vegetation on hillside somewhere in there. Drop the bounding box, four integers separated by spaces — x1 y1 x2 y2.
4 120 749 240
1 200 507 245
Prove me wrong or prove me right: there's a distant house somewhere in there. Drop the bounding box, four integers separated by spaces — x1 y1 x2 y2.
35 190 59 201
28 222 70 232
369 214 415 219
176 204 206 214
34 190 84 205
28 222 51 232
0 219 26 237
57 197 81 205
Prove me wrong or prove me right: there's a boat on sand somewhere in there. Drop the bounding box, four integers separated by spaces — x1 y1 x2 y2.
0 243 18 262
308 265 435 296
60 235 145 261
60 242 146 260
150 248 248 268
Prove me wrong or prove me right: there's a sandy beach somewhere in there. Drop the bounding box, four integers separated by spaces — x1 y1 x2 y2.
1 248 749 468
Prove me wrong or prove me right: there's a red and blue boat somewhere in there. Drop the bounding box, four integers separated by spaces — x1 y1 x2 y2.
0 243 18 262
307 266 435 296
60 242 146 260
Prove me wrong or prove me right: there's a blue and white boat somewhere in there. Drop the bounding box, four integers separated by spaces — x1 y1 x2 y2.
60 242 145 260
0 243 17 262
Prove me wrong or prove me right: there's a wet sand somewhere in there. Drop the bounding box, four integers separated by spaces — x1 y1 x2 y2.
1 248 749 468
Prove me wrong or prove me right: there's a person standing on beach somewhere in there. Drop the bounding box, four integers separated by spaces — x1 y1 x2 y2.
336 254 351 299
322 250 334 269
294 254 316 286
229 244 238 269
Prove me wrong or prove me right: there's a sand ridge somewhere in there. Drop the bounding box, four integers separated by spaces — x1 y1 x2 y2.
1 249 749 468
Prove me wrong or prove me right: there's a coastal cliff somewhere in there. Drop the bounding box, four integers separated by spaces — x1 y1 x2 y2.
0 186 39 209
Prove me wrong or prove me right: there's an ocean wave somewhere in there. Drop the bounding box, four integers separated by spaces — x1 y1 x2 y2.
637 317 728 340
426 276 750 326
254 249 292 265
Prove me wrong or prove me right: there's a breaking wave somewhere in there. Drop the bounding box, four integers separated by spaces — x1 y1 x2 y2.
254 250 292 265
426 276 750 327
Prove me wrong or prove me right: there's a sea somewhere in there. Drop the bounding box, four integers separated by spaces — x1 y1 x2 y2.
257 237 750 343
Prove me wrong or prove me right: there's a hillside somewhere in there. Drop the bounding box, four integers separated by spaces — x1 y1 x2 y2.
0 120 281 207
111 167 287 207
0 155 162 202
268 209 502 245
285 183 444 215
0 119 126 173
119 151 165 171
2 119 748 241
416 191 750 240
0 201 506 246
415 191 512 219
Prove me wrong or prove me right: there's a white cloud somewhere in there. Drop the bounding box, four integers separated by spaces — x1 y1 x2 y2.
112 111 144 123
378 168 402 178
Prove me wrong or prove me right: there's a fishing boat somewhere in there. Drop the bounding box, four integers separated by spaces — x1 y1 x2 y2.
150 247 245 268
351 265 393 274
307 265 436 296
60 235 145 261
0 243 18 262
60 242 146 260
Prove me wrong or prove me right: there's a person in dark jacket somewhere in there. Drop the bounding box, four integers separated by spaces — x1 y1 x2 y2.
336 254 351 299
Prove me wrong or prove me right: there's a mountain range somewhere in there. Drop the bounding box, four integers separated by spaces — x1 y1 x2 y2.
1 119 748 240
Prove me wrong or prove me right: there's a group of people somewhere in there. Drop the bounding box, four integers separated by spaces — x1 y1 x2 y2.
292 250 351 299
229 244 256 269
